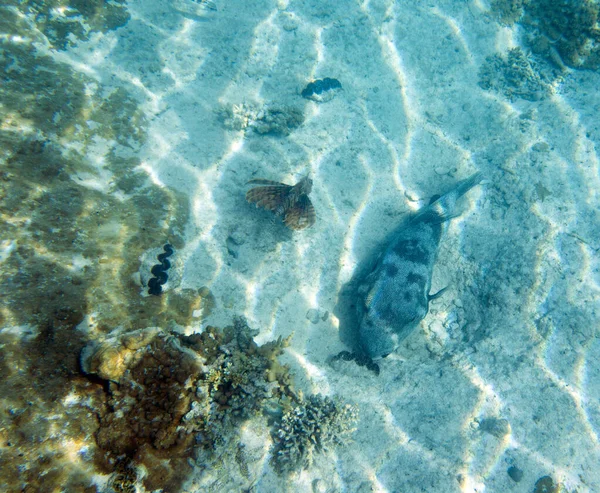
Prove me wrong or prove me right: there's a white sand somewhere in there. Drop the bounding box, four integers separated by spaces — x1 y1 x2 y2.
60 0 600 491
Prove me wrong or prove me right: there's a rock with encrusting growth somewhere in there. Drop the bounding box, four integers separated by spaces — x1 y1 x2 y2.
80 327 161 382
80 318 295 492
221 102 304 136
478 48 552 101
533 475 562 493
271 394 358 474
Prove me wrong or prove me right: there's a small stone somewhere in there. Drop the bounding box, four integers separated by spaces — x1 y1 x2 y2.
226 236 240 258
532 142 549 152
507 465 524 483
478 417 511 438
228 230 246 245
306 309 320 324
312 478 326 493
280 12 299 31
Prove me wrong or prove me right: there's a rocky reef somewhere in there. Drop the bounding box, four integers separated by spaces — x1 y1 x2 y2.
80 318 357 491
490 0 600 70
3 0 130 50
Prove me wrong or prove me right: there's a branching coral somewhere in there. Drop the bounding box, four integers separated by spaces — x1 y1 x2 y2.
271 394 359 474
478 47 553 101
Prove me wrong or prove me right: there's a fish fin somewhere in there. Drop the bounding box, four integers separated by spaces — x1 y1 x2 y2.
455 171 483 196
428 286 448 301
425 171 483 218
365 287 376 308
247 178 289 186
438 213 462 222
419 210 461 224
246 185 291 212
284 195 315 230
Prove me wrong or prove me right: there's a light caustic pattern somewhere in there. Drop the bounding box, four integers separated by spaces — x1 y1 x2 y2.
25 0 600 491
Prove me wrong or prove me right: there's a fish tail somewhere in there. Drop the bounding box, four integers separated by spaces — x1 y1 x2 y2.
429 171 483 219
450 171 483 199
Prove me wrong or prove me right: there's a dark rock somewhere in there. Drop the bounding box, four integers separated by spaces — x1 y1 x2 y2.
507 465 523 483
226 236 240 258
478 417 511 438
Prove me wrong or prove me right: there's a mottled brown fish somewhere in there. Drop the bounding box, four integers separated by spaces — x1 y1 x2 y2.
245 175 316 230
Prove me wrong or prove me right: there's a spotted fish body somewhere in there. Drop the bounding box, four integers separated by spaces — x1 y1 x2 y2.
357 172 482 359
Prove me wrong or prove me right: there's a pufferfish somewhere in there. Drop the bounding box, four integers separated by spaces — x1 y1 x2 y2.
245 175 316 230
357 172 482 359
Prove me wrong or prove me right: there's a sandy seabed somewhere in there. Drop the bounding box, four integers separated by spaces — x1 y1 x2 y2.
2 0 600 492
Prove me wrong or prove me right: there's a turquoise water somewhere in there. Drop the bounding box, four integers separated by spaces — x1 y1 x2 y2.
1 1 599 492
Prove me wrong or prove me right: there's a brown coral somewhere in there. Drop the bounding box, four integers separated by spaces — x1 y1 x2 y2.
81 318 297 491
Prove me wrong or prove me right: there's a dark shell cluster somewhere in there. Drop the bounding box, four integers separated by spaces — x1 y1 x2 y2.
148 244 173 295
301 77 342 102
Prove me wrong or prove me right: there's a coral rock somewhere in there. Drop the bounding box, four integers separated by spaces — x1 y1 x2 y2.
271 394 358 474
